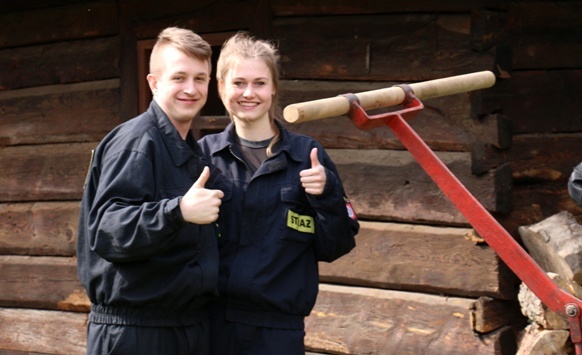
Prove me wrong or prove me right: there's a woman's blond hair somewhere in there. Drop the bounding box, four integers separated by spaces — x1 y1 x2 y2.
217 32 281 156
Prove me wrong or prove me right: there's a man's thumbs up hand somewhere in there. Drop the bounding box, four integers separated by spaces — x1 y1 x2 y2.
180 166 224 224
300 148 326 196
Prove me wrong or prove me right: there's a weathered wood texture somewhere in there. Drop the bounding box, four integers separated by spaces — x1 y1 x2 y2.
495 183 582 238
0 144 512 225
271 0 474 15
0 80 121 146
0 202 79 256
0 36 119 91
516 325 571 355
508 2 582 70
273 14 499 82
305 284 518 355
518 272 582 331
280 80 511 153
0 1 118 48
0 308 86 355
0 256 88 312
474 134 582 183
476 70 582 134
319 221 518 300
329 149 512 225
0 142 96 202
519 211 582 285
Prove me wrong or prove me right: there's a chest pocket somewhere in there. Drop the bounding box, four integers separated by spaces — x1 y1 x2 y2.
279 185 316 244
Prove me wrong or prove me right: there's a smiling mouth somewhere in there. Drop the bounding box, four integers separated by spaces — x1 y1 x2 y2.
239 101 259 107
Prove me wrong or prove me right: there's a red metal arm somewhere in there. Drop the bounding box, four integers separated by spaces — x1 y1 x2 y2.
343 87 582 354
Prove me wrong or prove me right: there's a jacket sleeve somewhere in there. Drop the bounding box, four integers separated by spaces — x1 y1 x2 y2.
85 149 186 263
569 162 582 206
306 145 359 262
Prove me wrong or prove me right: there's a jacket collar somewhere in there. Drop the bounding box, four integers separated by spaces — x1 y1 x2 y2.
211 120 302 163
147 100 200 166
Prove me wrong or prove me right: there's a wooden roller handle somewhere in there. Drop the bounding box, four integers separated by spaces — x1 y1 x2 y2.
283 71 496 123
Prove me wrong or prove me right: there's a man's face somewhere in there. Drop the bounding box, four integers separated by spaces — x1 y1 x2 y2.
147 46 210 127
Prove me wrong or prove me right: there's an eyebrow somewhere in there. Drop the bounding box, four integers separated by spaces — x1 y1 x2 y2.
232 76 269 81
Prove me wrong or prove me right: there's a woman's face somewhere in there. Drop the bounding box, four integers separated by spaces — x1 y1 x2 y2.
221 57 275 124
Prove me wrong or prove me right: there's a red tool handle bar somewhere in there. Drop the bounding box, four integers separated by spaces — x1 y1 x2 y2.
345 87 582 354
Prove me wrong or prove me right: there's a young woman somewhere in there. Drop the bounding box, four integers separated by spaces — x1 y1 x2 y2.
198 32 359 355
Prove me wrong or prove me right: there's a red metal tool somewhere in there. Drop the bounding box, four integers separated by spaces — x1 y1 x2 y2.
343 86 582 354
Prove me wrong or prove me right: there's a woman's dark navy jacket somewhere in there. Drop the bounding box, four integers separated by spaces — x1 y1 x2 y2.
77 101 219 326
198 121 359 330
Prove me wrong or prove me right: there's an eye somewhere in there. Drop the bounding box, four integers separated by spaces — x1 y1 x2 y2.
254 81 266 87
195 76 208 83
233 81 246 88
172 76 184 81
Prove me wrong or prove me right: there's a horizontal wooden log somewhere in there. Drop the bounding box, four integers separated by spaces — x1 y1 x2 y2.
472 133 580 181
306 284 518 354
508 2 582 70
0 37 119 91
0 80 121 146
273 15 498 81
280 79 511 154
329 149 512 225
320 221 518 300
0 256 89 312
475 70 582 133
0 308 86 355
271 0 473 16
0 1 88 13
0 142 96 202
0 1 117 48
0 202 79 256
494 182 582 239
131 0 258 40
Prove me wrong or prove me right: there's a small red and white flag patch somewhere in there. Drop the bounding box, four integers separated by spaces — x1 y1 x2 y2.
344 197 357 220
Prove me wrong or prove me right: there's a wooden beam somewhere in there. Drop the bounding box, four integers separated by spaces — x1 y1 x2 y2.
0 142 96 202
0 81 121 146
306 284 518 354
475 70 582 134
329 149 513 225
273 14 498 81
0 256 89 312
319 221 518 300
0 37 119 91
0 202 79 256
0 1 118 48
281 79 510 153
0 308 86 355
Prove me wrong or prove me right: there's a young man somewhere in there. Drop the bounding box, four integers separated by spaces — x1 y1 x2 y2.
77 27 224 354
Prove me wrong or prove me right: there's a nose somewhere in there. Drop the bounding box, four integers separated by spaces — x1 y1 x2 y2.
243 85 254 98
183 80 199 95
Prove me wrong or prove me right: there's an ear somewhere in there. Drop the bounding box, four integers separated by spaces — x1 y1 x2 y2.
146 74 158 95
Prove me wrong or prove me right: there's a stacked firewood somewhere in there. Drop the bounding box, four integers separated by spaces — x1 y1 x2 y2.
517 211 582 355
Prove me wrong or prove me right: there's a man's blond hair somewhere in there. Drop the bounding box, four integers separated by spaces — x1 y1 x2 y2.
149 27 212 75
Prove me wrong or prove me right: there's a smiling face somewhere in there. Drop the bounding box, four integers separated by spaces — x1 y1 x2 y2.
147 45 210 133
220 57 275 126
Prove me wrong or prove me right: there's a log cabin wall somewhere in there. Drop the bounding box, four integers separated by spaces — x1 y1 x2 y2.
0 0 580 354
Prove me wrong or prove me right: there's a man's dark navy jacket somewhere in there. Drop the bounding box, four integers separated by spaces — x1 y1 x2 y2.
77 101 219 326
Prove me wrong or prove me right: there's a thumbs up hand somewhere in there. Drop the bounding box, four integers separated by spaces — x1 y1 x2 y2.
300 148 327 196
180 166 224 224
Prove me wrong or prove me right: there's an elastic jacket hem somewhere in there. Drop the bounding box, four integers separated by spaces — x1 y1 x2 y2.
89 304 207 327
